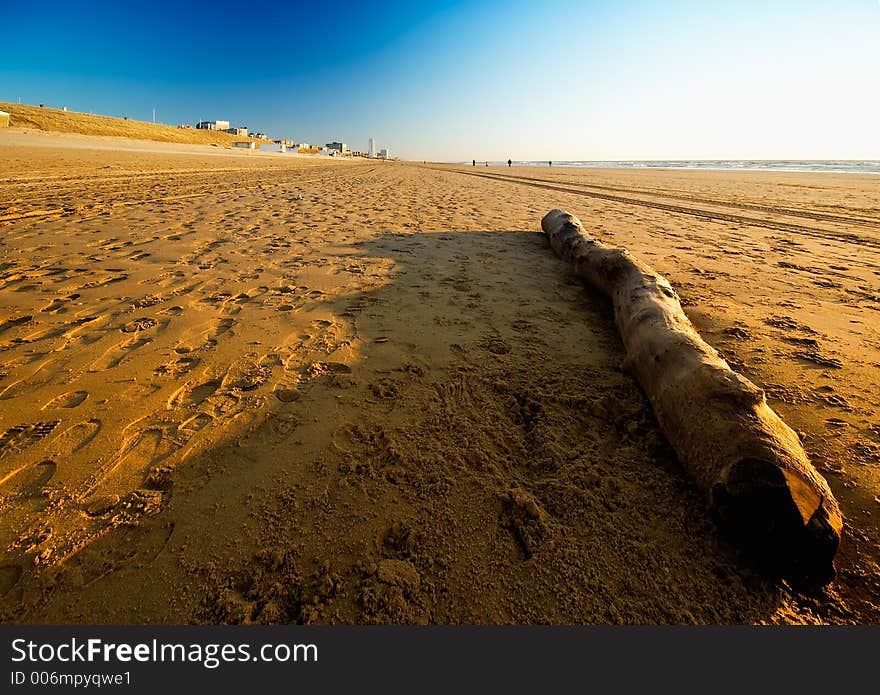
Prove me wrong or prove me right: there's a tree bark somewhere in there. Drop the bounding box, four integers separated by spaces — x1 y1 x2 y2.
542 208 841 585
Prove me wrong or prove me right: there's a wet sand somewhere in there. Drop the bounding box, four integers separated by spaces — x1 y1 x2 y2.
1 133 878 623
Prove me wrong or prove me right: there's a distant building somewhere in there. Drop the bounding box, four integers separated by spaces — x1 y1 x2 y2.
225 126 248 136
326 141 348 153
233 141 256 150
368 137 376 157
0 111 9 128
274 139 294 147
379 148 390 159
196 120 230 130
253 132 270 140
260 143 288 153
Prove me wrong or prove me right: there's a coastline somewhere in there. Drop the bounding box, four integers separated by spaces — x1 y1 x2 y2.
463 160 880 174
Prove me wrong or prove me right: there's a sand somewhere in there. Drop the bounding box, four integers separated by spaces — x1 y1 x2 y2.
0 131 878 624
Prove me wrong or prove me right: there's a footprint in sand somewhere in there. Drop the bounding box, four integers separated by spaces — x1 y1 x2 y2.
273 384 300 402
0 421 60 458
166 281 201 299
77 274 127 290
41 390 89 410
288 319 353 359
267 285 309 312
220 297 245 316
83 429 177 502
91 237 118 250
131 294 162 309
90 336 152 371
258 354 283 368
168 379 222 409
59 323 106 351
21 323 70 344
483 337 510 355
158 305 184 316
306 361 352 377
0 459 57 498
177 412 213 440
41 294 81 314
50 419 101 455
0 315 33 335
83 494 120 517
0 564 22 597
154 355 200 377
246 286 270 300
0 359 56 400
222 359 272 392
68 313 102 329
204 318 235 342
69 521 175 587
120 317 158 333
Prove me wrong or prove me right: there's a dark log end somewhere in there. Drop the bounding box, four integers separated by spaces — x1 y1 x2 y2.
711 457 839 587
541 208 571 233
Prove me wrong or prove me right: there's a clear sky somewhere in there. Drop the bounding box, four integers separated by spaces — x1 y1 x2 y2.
2 0 878 161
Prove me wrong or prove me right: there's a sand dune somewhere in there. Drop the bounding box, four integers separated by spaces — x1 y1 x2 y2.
0 102 264 147
0 133 878 623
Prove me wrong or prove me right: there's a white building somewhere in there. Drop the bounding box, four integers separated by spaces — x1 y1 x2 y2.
368 137 376 157
379 148 391 159
196 120 231 130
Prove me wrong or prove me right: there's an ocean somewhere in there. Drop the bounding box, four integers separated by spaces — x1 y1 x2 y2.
469 160 880 174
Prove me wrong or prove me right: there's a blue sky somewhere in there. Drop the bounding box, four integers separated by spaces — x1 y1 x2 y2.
2 0 878 160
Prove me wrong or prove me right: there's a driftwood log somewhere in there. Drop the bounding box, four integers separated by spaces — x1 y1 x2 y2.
542 209 841 585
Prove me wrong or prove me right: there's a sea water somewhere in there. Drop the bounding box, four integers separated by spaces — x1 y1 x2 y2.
471 160 880 174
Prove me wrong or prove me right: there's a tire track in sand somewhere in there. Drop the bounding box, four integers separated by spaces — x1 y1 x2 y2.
443 168 880 250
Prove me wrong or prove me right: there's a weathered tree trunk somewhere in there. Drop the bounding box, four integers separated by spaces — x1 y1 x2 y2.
542 209 841 585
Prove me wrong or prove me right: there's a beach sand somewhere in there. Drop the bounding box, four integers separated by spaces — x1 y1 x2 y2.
1 132 878 624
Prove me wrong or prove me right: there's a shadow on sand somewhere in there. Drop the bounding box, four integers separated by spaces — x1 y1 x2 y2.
4 230 791 624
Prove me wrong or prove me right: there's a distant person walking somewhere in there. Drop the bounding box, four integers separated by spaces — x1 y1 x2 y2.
549 161 552 166
508 159 512 167
472 159 476 166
